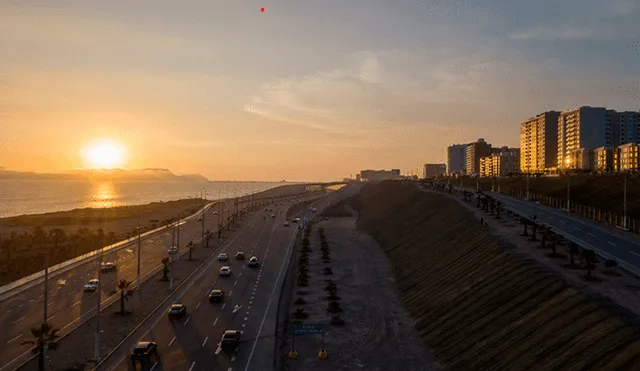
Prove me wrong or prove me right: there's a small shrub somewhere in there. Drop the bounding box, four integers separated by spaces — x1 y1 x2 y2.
296 290 309 296
324 267 333 275
327 292 340 301
293 308 309 319
294 297 307 305
327 301 342 313
325 281 337 291
297 277 309 286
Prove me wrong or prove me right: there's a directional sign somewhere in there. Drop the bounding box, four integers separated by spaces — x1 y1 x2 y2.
292 323 324 335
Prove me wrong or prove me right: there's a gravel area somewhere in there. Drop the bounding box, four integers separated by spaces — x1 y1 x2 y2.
279 205 440 371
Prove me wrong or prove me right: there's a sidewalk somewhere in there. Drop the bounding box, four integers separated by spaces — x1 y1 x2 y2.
420 185 640 319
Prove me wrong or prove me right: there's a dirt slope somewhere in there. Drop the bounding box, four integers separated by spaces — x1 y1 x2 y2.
350 181 640 371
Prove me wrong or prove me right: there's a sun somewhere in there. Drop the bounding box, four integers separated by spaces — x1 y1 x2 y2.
81 140 126 169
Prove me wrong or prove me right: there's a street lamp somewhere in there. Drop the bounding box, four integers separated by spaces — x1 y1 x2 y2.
623 173 628 230
565 158 571 211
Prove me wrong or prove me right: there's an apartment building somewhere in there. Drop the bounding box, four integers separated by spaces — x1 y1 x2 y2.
519 111 560 173
360 169 401 181
447 144 467 174
465 138 491 175
423 164 446 178
614 143 640 171
557 106 611 169
594 147 614 171
480 147 520 177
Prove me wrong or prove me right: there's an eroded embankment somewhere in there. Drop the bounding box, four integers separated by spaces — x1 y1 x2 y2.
350 181 640 371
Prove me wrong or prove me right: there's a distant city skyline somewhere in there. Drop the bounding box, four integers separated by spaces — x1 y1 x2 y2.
2 1 639 181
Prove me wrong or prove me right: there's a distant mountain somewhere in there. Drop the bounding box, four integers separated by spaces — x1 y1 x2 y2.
0 168 209 182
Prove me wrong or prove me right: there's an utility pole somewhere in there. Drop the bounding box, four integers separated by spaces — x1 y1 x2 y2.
201 201 205 247
136 224 141 290
176 213 180 258
44 243 50 323
95 247 103 361
624 173 628 229
566 172 571 211
526 166 530 200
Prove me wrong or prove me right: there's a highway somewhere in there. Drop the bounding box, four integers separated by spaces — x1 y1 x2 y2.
98 185 355 371
451 185 640 274
0 197 242 371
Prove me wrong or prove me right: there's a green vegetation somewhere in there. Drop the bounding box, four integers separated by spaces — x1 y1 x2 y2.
21 321 59 371
116 279 134 316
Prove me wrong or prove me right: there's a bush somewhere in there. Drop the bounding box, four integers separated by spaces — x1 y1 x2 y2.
297 277 309 286
327 301 342 313
327 292 340 301
296 290 309 296
294 297 307 305
323 258 332 264
330 315 345 326
324 267 333 275
292 308 309 319
325 280 337 291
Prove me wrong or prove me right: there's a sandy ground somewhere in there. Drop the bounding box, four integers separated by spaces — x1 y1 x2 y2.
423 185 640 318
280 205 441 371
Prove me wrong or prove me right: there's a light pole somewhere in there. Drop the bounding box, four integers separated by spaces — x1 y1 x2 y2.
526 165 530 200
136 224 141 290
624 173 628 229
95 246 103 361
201 195 205 248
565 158 571 211
44 243 49 323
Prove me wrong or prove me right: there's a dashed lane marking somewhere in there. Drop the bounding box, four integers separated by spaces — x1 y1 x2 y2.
213 317 219 326
233 281 237 286
188 362 196 371
608 241 617 246
6 334 23 344
150 362 158 371
196 302 201 310
169 337 176 346
202 337 208 346
184 317 190 325
221 303 226 310
229 290 232 296
12 316 25 324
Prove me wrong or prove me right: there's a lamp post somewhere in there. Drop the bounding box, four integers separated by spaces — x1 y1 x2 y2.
95 246 103 361
526 165 530 200
565 158 571 211
136 223 141 290
624 173 628 229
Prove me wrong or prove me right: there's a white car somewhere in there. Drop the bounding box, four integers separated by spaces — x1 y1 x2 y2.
100 262 117 272
212 211 218 215
197 217 203 222
271 214 276 219
84 279 99 292
283 221 290 227
219 266 232 276
218 253 228 261
168 246 178 255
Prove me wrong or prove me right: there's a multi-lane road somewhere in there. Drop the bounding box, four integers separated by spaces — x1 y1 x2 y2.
0 197 243 371
97 185 356 371
450 185 640 274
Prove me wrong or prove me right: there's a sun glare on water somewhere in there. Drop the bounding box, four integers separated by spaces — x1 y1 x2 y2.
81 140 126 169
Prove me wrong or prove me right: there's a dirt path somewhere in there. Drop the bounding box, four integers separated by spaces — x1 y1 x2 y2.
420 185 640 317
282 205 441 371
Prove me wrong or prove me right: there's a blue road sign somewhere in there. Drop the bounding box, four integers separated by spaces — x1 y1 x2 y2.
292 324 324 335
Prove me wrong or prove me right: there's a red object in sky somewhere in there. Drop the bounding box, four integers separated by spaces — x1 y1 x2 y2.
261 7 265 12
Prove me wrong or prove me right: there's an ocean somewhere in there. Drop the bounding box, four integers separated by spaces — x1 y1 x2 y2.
0 179 291 218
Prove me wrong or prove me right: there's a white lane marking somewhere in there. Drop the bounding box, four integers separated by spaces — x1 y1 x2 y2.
608 241 617 246
213 317 219 326
7 334 23 344
242 323 245 328
631 251 640 257
248 305 251 309
150 362 158 371
231 355 236 362
169 337 176 346
238 272 242 277
188 362 196 371
221 303 226 310
38 295 44 299
244 316 248 320
184 317 190 325
202 337 209 346
215 346 222 355
72 300 81 307
47 315 55 321
228 368 233 371
228 290 232 296
588 232 595 237
68 290 77 296
195 302 201 310
560 221 567 224
250 296 254 300
48 301 55 306
12 316 25 324
233 281 237 286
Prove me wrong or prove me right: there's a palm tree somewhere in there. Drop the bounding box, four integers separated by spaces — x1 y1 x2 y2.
21 321 60 371
583 250 597 279
205 230 211 248
567 242 580 268
530 217 538 241
117 280 134 315
521 218 529 236
187 241 195 261
495 201 502 219
161 257 170 281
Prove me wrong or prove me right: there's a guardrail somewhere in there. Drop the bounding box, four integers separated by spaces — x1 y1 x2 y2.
0 201 219 301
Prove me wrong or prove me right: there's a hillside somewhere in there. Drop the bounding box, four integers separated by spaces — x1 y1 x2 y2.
350 181 640 371
0 168 208 182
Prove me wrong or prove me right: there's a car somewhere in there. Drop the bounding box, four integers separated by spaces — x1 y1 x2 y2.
168 246 178 255
218 330 241 351
130 341 158 363
235 252 245 260
271 214 276 218
218 253 229 261
168 303 187 318
100 262 117 272
291 219 297 223
248 256 259 268
312 208 317 212
84 279 99 292
283 221 289 227
264 208 268 211
294 217 301 222
197 217 203 222
212 211 218 215
324 217 329 220
208 289 225 302
219 266 232 276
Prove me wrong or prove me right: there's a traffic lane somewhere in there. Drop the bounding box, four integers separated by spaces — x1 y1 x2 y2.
106 210 272 371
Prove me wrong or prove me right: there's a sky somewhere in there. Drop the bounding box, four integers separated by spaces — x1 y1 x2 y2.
1 0 640 182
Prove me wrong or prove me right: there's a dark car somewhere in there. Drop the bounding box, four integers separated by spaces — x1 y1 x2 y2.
208 289 225 302
235 251 245 260
130 341 158 363
219 330 241 351
168 303 187 319
100 262 117 273
248 256 259 268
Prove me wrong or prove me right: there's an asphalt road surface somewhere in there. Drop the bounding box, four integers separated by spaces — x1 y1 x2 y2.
0 198 241 371
99 187 354 371
453 186 640 272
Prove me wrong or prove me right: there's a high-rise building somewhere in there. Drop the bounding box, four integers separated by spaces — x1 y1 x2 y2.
614 111 640 146
423 164 446 178
557 106 610 170
479 147 520 177
519 111 561 173
465 138 491 175
447 144 467 175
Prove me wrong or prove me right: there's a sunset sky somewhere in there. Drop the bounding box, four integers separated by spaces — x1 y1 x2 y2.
2 0 639 181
